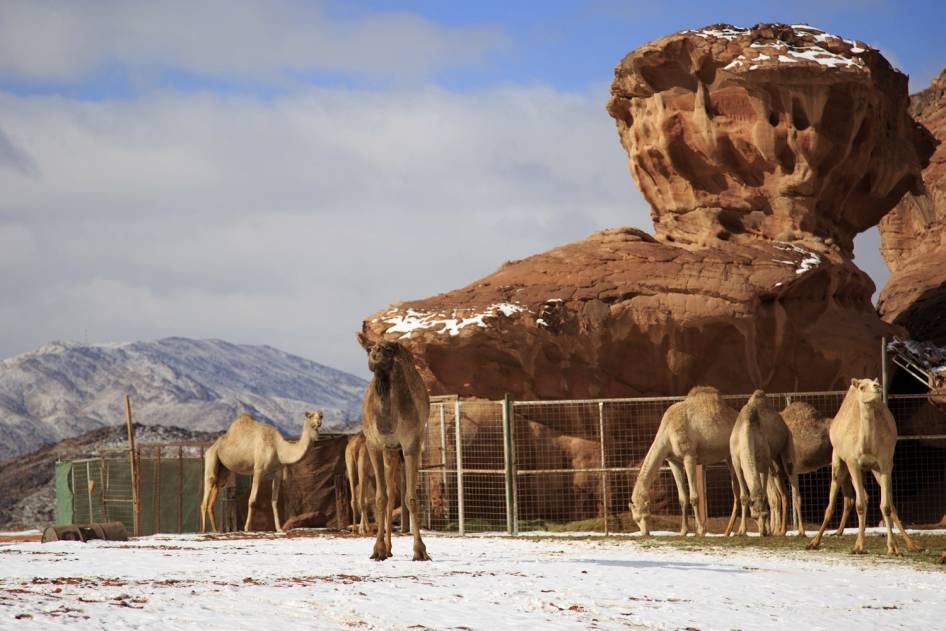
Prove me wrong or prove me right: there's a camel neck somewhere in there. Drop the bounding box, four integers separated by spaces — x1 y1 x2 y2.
276 420 313 465
633 428 669 500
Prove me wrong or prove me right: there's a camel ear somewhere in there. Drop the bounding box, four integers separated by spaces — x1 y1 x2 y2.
851 378 858 388
356 331 373 350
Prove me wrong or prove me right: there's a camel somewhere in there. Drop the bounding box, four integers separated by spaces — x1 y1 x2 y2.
730 391 800 536
344 431 401 535
766 401 855 536
357 330 430 561
200 410 322 533
807 378 919 555
630 386 740 537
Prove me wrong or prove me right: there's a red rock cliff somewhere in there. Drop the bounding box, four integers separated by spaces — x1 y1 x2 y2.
878 66 946 344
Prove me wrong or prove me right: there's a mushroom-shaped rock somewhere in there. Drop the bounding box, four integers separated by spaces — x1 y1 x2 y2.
607 23 934 255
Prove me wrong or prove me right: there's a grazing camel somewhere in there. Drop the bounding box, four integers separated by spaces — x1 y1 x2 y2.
357 330 430 561
730 391 799 536
767 401 854 536
807 378 919 555
631 386 740 537
200 411 322 533
344 432 401 535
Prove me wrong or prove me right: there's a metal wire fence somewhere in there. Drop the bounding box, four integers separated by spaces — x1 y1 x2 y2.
416 391 946 535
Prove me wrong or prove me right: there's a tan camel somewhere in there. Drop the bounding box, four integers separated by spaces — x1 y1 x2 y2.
357 330 430 561
767 401 854 536
730 390 800 536
630 386 740 537
807 378 919 555
200 410 322 533
344 431 401 535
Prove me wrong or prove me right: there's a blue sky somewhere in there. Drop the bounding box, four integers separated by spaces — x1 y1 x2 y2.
0 1 942 377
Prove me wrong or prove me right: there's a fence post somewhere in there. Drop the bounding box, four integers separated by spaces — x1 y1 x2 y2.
439 403 449 523
454 399 465 536
502 394 518 536
178 446 184 534
154 448 161 534
598 401 609 535
124 395 141 537
881 336 889 405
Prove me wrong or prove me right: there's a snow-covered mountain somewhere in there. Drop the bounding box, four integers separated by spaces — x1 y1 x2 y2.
0 337 367 460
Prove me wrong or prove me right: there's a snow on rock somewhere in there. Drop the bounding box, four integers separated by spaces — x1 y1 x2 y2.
381 303 528 339
1 533 945 630
774 244 822 275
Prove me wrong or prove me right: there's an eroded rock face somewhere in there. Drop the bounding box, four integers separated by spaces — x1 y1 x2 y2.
878 67 946 344
361 24 919 403
364 227 892 400
608 23 933 255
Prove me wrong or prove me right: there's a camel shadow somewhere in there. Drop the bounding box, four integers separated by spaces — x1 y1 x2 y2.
567 558 749 574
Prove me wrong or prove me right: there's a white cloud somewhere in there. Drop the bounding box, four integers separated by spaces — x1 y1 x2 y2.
0 84 643 376
0 0 509 83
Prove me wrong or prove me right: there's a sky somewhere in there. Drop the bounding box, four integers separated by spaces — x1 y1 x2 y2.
1 0 944 379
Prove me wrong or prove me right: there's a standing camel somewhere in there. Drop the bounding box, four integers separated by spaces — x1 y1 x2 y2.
729 391 799 536
200 410 322 533
345 431 401 535
807 378 919 555
357 331 430 561
631 386 740 537
767 401 854 536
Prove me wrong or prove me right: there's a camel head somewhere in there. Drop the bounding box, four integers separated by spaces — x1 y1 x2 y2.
304 410 323 439
851 377 883 403
630 490 650 536
358 330 401 375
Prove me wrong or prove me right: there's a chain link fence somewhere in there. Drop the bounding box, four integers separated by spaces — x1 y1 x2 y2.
417 391 946 535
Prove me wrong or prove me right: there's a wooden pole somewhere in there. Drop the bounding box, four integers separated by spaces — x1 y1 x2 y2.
178 446 184 534
125 395 141 537
154 447 161 534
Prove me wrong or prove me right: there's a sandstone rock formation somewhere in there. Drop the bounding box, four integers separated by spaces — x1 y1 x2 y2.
878 66 946 344
363 24 929 403
608 23 932 256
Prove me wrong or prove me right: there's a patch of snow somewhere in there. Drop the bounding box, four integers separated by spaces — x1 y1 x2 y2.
382 303 528 339
2 533 946 630
774 244 822 275
536 319 548 327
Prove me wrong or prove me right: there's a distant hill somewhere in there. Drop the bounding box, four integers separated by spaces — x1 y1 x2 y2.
0 337 366 460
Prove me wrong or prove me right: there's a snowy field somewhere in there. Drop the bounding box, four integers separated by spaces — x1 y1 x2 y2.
1 531 945 630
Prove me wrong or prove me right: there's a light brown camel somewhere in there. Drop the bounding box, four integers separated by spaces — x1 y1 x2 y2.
630 386 740 537
767 401 854 536
344 431 401 535
357 331 430 561
807 378 919 555
730 390 799 536
200 410 322 533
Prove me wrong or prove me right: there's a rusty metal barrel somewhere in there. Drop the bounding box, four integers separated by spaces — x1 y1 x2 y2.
42 522 128 543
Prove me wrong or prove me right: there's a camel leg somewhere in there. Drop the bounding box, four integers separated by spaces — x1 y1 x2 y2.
383 450 398 555
366 444 389 561
271 474 283 534
244 469 262 532
846 460 868 554
682 457 705 537
200 451 219 534
768 466 788 536
787 470 803 537
730 454 749 536
403 448 430 561
807 454 843 550
723 462 739 537
765 476 781 535
346 447 359 533
358 448 371 534
667 459 689 536
873 469 920 553
833 471 853 536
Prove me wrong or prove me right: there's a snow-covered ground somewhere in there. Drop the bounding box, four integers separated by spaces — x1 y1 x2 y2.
1 531 944 630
